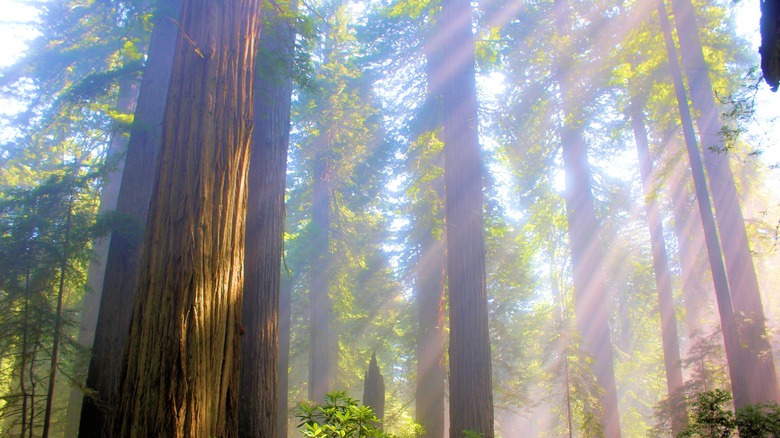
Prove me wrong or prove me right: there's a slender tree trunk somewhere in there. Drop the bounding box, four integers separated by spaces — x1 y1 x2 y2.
239 0 295 434
79 2 181 436
628 96 687 434
278 276 292 437
66 73 139 438
553 1 621 435
657 0 752 410
309 151 335 402
112 0 263 436
669 0 780 407
432 0 494 434
42 193 74 438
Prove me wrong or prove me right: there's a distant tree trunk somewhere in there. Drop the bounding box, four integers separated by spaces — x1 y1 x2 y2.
79 2 180 436
415 235 447 438
66 72 138 438
363 353 385 427
239 0 295 435
432 0 495 434
664 132 714 342
111 0 263 435
628 96 687 435
278 276 292 437
309 150 335 402
657 0 753 411
669 0 780 408
553 1 621 435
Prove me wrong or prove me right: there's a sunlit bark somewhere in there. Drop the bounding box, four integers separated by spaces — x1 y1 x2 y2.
112 0 263 435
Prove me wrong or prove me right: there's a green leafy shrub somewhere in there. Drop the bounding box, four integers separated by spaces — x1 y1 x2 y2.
677 389 780 437
294 390 397 438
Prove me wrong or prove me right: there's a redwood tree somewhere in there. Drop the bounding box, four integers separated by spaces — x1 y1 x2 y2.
432 0 495 434
111 0 263 436
239 0 296 435
670 0 780 408
79 2 181 436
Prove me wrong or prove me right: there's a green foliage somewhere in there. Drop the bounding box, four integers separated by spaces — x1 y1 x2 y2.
294 391 397 438
676 389 780 438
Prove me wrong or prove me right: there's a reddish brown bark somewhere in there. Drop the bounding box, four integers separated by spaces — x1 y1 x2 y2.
431 0 495 434
112 0 263 436
79 2 180 436
239 0 295 435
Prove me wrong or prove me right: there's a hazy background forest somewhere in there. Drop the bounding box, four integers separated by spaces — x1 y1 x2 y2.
0 0 779 436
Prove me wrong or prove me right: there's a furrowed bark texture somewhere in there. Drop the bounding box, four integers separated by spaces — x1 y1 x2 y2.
554 1 621 435
669 0 780 407
112 0 263 436
657 0 752 411
79 2 180 436
239 0 295 435
435 0 495 434
628 96 687 435
278 277 292 437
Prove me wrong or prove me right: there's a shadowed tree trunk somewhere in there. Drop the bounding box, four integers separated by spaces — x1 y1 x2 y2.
363 353 385 427
669 0 780 408
657 0 753 411
111 0 263 435
553 1 621 435
239 0 296 435
431 0 494 434
628 94 687 435
79 2 181 436
760 0 780 91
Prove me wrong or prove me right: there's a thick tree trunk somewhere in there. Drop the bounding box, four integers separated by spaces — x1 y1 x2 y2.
79 2 180 436
553 1 621 435
239 0 295 435
657 0 753 411
112 0 263 436
669 0 780 408
628 96 687 435
433 0 495 434
309 152 335 402
760 0 780 91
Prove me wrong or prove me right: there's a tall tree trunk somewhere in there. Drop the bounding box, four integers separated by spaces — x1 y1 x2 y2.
309 151 335 402
656 0 753 411
415 235 447 438
278 276 292 437
628 96 687 434
668 0 780 408
239 0 295 435
432 0 494 434
66 72 139 438
553 1 621 435
79 2 181 436
112 0 263 435
363 353 385 426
